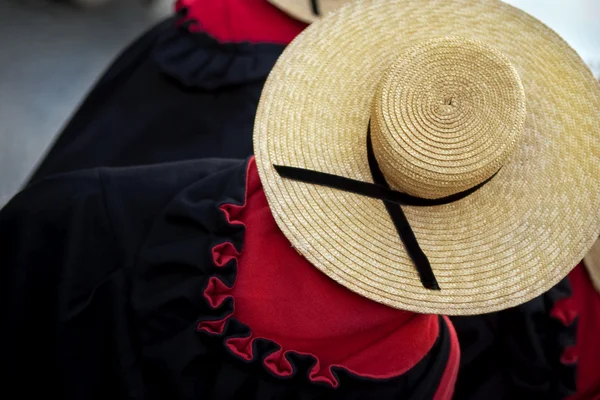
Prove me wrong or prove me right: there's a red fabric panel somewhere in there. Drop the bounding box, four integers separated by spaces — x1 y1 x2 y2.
568 264 600 400
176 0 307 44
211 241 240 267
433 316 460 400
222 158 441 383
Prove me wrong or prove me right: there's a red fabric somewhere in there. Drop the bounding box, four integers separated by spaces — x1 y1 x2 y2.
199 158 458 390
566 264 600 400
176 0 307 44
433 316 460 400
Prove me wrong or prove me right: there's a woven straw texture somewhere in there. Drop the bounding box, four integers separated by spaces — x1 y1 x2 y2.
370 37 526 199
584 238 600 294
268 0 349 23
254 0 600 315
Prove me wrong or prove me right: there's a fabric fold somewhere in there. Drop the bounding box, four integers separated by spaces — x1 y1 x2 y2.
153 23 284 90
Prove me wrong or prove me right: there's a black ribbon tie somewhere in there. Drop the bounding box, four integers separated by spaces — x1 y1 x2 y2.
274 127 497 290
310 0 321 16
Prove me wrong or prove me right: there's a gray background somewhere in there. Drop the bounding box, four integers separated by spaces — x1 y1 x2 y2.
0 0 170 206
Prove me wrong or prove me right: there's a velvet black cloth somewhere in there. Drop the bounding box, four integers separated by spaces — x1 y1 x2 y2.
2 159 450 399
451 277 576 400
28 19 284 183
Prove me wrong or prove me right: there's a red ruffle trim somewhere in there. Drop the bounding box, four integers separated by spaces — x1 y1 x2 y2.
198 191 349 386
550 291 579 367
196 158 456 392
175 0 306 45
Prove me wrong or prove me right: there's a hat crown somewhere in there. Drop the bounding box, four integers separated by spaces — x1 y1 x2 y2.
370 37 526 199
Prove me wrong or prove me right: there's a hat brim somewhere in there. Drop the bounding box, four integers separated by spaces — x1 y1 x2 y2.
254 0 600 315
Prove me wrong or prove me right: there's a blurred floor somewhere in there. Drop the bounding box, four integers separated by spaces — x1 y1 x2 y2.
0 0 598 207
0 0 170 206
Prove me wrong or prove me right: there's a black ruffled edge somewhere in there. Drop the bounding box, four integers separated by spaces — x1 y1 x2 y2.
196 200 354 388
152 3 285 90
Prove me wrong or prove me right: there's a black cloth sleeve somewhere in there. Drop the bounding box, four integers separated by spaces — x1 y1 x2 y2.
0 159 245 399
0 170 134 398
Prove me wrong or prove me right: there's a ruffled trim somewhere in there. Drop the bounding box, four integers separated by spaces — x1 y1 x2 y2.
152 11 284 90
197 183 346 387
195 161 448 390
550 288 579 370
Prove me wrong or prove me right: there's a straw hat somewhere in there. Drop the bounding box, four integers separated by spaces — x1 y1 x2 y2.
268 0 349 23
254 0 600 315
584 238 600 294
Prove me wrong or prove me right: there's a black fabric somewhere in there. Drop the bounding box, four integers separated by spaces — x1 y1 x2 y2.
311 0 321 16
272 165 493 208
28 19 284 183
366 131 433 290
153 20 284 90
2 159 449 399
274 133 495 208
451 276 577 400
